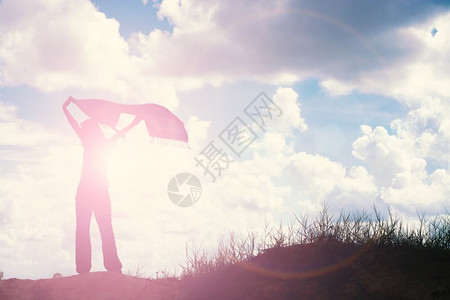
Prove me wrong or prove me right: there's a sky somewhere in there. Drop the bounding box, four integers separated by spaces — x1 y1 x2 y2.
1 0 450 279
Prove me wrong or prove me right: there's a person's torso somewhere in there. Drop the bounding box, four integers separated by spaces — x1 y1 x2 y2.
79 140 112 188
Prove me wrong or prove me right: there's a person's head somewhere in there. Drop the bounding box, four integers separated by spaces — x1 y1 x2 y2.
80 119 105 146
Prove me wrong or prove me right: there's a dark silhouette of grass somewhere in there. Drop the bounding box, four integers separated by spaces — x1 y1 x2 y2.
180 206 450 299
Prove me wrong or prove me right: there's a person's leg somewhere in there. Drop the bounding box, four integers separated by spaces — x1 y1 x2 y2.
94 193 122 272
75 199 93 274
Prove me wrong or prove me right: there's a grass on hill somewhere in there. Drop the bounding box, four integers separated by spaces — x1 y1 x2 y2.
176 206 450 299
180 206 450 278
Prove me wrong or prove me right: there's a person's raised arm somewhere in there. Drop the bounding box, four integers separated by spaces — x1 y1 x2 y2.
62 97 82 139
109 115 142 143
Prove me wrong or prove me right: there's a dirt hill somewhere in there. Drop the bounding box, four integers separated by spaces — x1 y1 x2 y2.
1 240 450 299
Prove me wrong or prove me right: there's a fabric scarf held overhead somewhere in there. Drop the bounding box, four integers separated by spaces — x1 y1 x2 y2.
71 97 189 147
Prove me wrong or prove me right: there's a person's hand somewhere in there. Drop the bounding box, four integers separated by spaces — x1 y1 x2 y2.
62 99 70 109
63 96 74 109
132 115 143 124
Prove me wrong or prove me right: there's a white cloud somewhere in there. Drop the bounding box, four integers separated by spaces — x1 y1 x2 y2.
380 167 450 215
157 0 218 33
210 173 288 211
1 0 448 93
185 115 210 151
352 97 450 191
231 88 378 214
352 98 450 215
0 101 17 120
270 87 307 134
0 101 53 147
0 1 127 88
130 0 448 86
324 12 450 105
0 0 180 108
0 143 79 278
287 152 378 212
320 79 355 97
352 125 426 187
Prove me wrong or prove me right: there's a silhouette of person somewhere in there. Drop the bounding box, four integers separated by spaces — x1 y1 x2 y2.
63 96 141 274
